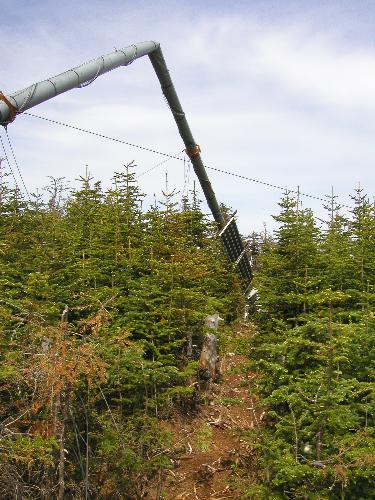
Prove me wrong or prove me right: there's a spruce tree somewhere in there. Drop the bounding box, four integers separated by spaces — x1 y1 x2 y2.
249 189 375 498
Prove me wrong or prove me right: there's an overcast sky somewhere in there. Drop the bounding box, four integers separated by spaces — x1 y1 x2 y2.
0 0 374 233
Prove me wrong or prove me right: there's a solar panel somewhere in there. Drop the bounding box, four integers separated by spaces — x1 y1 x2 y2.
219 217 253 284
237 252 253 282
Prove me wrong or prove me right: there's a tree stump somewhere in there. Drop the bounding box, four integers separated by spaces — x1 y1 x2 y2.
198 333 219 383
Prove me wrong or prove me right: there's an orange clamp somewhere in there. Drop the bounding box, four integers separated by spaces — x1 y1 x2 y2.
186 144 201 159
0 92 18 124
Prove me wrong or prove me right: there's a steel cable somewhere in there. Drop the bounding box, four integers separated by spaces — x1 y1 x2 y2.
24 112 182 160
4 128 31 201
137 149 185 178
22 112 354 210
0 130 22 196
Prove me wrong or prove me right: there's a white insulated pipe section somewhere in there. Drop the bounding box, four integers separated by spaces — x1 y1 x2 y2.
0 41 159 124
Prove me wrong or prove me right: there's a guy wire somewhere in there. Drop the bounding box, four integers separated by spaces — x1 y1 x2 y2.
22 112 354 210
0 129 22 196
5 128 31 201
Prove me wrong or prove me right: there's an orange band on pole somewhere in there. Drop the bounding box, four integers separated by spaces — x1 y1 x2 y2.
185 144 201 159
0 92 18 124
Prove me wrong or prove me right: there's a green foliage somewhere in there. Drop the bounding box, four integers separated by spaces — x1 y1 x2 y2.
95 413 172 498
250 188 375 498
0 163 240 497
220 396 243 406
2 435 58 466
194 422 213 452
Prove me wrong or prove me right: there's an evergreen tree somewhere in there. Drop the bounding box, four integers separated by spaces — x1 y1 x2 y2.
248 189 375 498
255 191 320 331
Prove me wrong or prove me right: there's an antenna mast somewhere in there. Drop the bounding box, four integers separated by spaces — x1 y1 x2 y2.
0 41 252 284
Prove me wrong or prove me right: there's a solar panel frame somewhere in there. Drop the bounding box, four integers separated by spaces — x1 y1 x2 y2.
219 217 253 284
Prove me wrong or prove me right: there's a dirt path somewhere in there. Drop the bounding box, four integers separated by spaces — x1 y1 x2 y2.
161 343 262 499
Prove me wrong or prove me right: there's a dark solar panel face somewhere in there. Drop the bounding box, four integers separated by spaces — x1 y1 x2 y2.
237 253 253 281
220 218 253 284
220 219 244 262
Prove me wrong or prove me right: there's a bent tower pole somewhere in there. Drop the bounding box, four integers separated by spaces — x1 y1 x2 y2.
148 48 224 225
0 40 224 225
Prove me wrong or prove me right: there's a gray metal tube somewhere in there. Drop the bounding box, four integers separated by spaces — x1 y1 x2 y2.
149 48 224 226
0 40 224 226
0 41 159 124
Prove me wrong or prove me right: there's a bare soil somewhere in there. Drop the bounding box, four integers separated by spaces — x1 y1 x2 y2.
159 328 263 500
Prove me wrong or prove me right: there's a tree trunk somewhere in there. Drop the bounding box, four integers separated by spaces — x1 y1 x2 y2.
57 393 68 500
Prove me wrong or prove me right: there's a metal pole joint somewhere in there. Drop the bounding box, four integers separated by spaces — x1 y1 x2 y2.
0 92 18 125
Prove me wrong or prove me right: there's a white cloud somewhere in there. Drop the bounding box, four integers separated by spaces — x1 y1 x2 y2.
174 15 375 111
